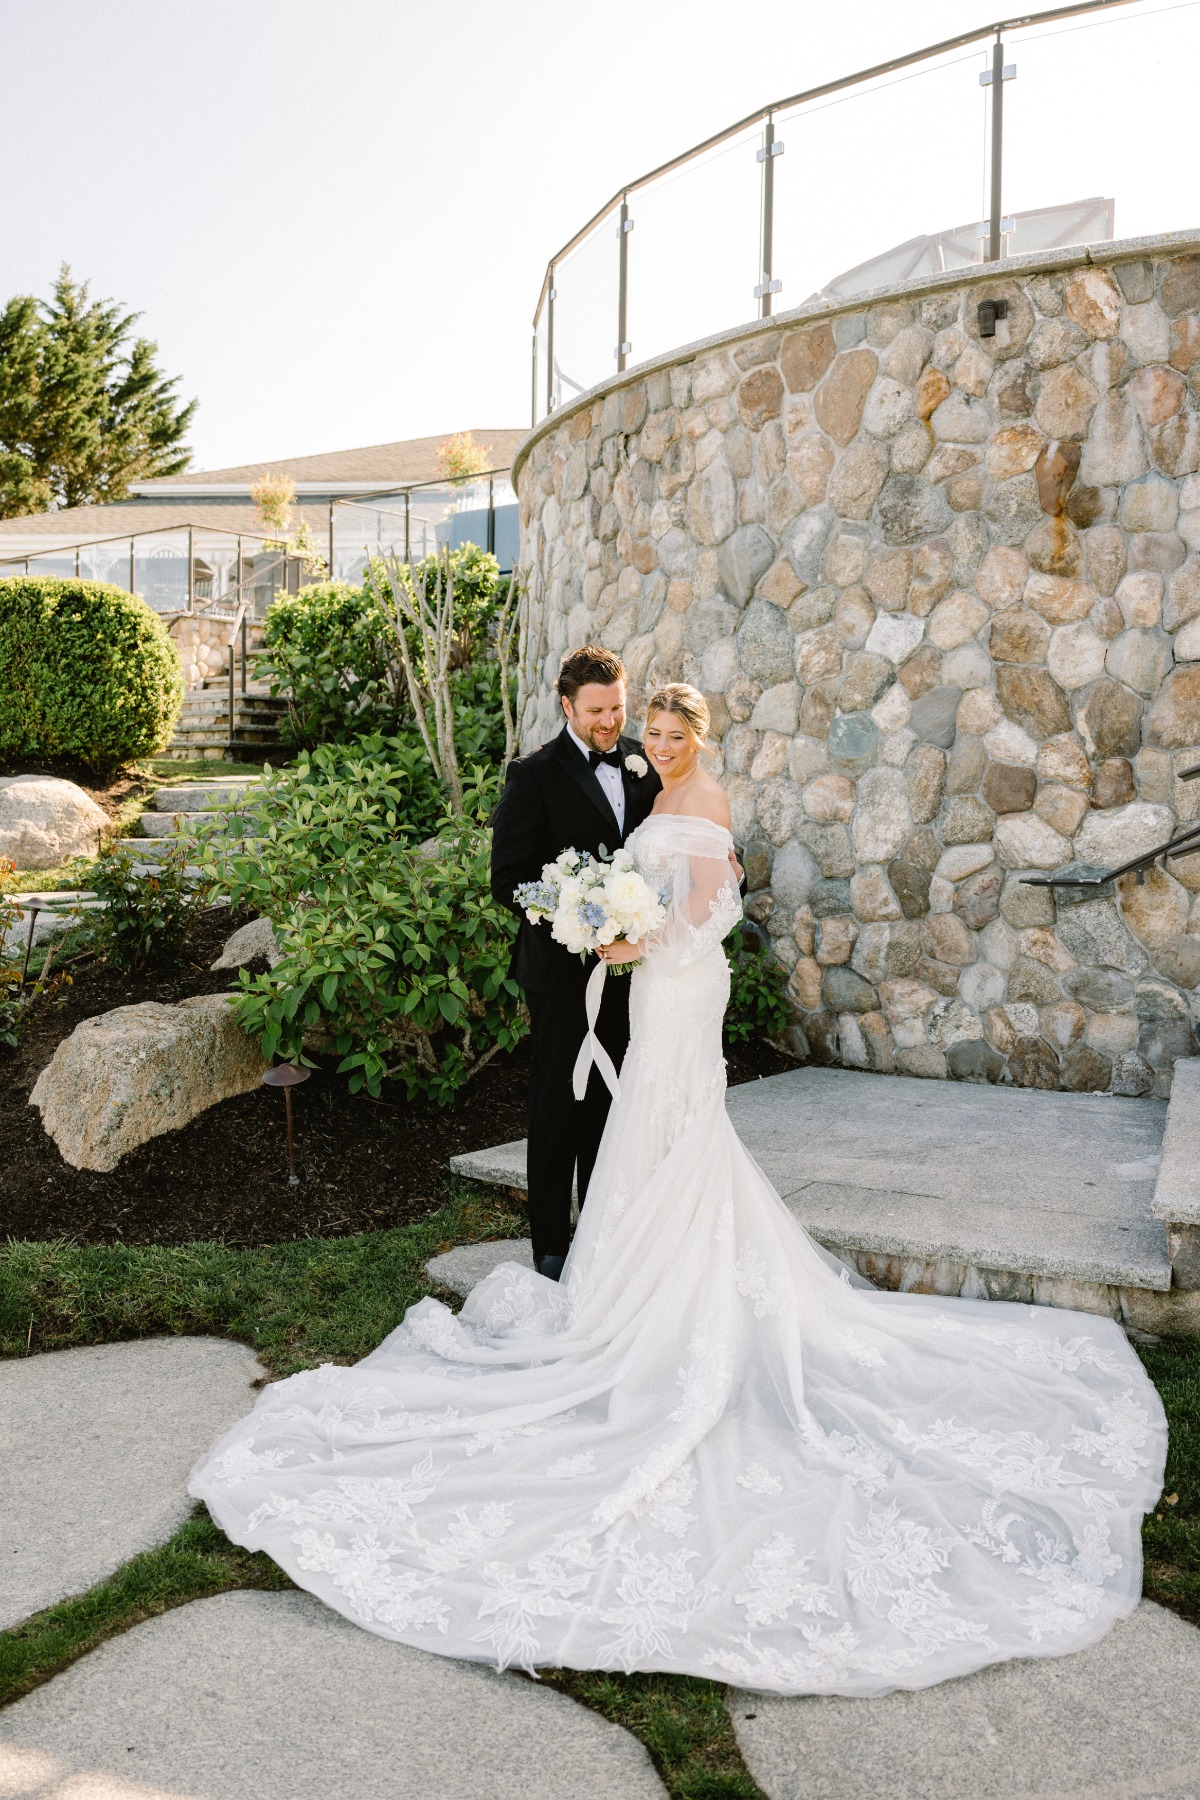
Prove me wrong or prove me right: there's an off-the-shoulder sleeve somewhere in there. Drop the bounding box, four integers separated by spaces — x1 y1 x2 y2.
638 817 742 971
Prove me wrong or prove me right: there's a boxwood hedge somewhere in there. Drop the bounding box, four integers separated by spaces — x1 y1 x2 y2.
0 577 183 775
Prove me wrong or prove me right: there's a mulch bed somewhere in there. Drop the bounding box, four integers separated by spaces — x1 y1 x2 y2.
1 908 797 1249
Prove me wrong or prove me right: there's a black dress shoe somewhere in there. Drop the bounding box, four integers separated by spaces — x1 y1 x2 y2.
536 1254 566 1282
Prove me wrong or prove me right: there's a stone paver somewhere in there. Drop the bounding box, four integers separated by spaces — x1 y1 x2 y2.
728 1601 1200 1800
427 1239 530 1297
451 1067 1171 1293
1154 1056 1200 1226
0 1337 266 1629
0 1589 667 1799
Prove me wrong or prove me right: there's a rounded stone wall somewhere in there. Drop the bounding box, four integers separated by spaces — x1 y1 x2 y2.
514 234 1200 1098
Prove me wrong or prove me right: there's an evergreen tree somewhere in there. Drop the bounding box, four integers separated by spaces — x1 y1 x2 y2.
0 265 196 518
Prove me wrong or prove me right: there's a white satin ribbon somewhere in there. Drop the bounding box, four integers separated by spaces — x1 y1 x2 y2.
572 957 621 1103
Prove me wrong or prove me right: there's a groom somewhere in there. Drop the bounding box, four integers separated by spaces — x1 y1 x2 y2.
490 646 661 1279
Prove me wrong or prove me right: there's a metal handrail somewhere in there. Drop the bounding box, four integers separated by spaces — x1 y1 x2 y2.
1023 764 1200 888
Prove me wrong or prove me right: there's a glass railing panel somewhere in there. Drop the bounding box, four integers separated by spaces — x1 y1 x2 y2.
1003 3 1195 251
25 551 79 580
133 533 190 611
773 45 989 309
550 218 618 411
331 498 410 582
79 539 135 590
190 531 241 608
240 549 289 619
628 128 762 368
533 306 549 425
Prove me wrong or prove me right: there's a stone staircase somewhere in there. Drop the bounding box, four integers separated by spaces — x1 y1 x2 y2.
121 777 262 868
448 1064 1200 1335
162 681 290 763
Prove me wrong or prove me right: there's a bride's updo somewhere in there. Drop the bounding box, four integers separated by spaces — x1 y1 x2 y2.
645 682 710 743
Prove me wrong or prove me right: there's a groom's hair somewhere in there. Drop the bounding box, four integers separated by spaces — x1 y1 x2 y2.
557 646 626 702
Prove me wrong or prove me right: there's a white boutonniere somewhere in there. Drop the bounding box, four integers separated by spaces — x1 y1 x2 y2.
624 754 648 778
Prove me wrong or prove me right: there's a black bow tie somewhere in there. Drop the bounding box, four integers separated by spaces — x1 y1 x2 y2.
588 748 623 770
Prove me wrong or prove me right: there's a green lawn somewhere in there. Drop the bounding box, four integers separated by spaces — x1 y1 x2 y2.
1 1191 1196 1800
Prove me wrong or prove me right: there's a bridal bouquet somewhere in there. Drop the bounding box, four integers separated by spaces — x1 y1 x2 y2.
515 847 666 961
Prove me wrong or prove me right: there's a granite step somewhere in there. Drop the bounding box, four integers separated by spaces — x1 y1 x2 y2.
449 1067 1198 1332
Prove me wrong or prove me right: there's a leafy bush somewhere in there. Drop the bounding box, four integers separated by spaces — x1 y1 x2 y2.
724 925 791 1045
199 747 525 1103
261 581 399 746
86 838 209 972
0 577 183 775
260 546 510 751
0 855 73 1048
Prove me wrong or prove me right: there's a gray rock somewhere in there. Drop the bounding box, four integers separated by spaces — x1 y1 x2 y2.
1112 1049 1156 1096
821 965 878 1013
875 474 953 546
737 599 794 686
1057 899 1149 975
683 594 737 657
808 877 854 918
908 685 962 749
427 1238 533 1296
770 839 821 908
30 993 268 1172
0 1338 266 1629
784 505 833 587
718 524 776 603
211 915 282 970
0 1590 667 1800
729 1603 1200 1800
946 1038 1006 1082
827 711 879 777
1063 966 1137 1011
0 775 110 869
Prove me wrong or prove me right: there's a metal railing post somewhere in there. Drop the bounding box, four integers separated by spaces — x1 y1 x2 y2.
987 34 1006 262
74 546 81 578
227 639 235 751
546 269 556 413
487 475 495 555
404 492 411 563
756 115 783 318
241 613 248 694
328 501 335 579
129 539 135 594
616 196 632 373
187 525 194 611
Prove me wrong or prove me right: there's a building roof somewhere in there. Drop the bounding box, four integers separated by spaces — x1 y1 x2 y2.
0 500 334 557
129 428 526 494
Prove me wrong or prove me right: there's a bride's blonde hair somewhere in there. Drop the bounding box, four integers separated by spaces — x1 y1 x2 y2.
645 682 710 743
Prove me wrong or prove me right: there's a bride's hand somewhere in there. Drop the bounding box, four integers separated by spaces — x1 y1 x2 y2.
599 941 644 965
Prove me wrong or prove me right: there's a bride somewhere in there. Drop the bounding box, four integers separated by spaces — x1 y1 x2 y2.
190 682 1167 1697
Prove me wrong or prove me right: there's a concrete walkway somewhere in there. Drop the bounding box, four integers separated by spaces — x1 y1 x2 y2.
0 1337 265 1628
0 1590 667 1799
450 1068 1172 1305
729 1601 1200 1800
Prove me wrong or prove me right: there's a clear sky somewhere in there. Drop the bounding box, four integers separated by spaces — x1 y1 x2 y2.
2 0 1195 472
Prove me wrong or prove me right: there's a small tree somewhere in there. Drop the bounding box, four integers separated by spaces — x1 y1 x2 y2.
0 266 196 517
366 550 518 816
436 431 491 486
251 471 295 534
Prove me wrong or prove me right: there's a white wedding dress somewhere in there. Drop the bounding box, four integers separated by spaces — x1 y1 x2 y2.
190 813 1167 1696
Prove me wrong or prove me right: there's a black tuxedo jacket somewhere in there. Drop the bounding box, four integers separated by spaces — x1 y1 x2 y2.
490 727 661 996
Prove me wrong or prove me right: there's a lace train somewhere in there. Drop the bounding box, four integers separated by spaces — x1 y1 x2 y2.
190 814 1166 1696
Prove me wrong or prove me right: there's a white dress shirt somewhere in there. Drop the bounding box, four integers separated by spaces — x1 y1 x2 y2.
567 722 625 834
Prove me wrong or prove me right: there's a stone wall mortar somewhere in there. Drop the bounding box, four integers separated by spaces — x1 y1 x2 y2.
517 241 1200 1098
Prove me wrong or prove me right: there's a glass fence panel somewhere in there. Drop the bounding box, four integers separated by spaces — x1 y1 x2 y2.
190 531 241 608
628 128 762 368
774 46 988 308
240 548 290 618
133 533 190 612
331 498 409 581
1003 4 1196 251
550 218 618 411
533 308 548 425
25 551 79 580
79 540 134 590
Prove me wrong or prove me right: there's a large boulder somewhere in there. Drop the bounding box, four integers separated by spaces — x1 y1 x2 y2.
30 994 267 1171
0 776 109 868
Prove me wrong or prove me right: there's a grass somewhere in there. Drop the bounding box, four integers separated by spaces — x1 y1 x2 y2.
0 1182 526 1377
1138 1334 1200 1624
142 757 273 783
544 1671 767 1799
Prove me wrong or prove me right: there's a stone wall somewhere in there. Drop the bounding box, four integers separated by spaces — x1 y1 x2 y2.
168 614 265 689
514 236 1200 1099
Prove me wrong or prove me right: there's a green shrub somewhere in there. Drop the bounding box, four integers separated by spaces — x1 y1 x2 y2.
199 746 525 1103
261 547 510 751
260 580 399 746
0 577 183 775
724 925 791 1045
85 838 210 972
